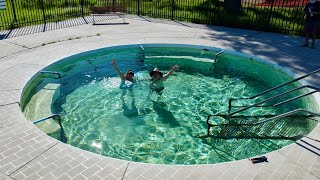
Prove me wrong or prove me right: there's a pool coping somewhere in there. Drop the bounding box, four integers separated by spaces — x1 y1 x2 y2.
0 17 319 180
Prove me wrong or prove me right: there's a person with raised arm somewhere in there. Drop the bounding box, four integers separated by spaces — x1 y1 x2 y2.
111 59 136 89
149 64 179 94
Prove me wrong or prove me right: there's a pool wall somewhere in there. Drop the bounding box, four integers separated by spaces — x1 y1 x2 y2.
20 44 320 164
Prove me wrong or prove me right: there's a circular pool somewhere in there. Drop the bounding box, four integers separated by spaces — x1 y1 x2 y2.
21 44 318 164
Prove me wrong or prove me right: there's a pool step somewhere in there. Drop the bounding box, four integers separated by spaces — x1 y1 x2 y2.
23 82 61 134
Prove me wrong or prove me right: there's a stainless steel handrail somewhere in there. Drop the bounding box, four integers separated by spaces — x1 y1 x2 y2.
210 50 225 70
206 109 320 136
252 109 320 125
32 114 61 124
40 71 62 79
140 45 144 51
229 68 320 101
228 85 319 115
214 50 224 62
273 89 319 107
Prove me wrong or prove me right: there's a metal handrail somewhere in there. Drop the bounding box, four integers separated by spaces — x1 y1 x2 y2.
32 114 61 124
138 45 145 62
273 89 319 107
228 85 319 115
209 50 224 70
32 114 67 143
140 45 144 51
206 109 320 136
214 50 224 62
252 109 320 125
40 71 62 79
230 69 320 101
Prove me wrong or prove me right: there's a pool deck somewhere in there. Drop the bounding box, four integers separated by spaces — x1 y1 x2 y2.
0 16 319 180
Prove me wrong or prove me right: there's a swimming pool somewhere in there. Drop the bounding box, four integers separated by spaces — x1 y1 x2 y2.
20 44 319 164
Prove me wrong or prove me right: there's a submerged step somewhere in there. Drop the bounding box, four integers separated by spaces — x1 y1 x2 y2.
23 82 61 134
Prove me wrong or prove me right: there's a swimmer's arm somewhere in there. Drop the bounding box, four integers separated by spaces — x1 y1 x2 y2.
161 64 179 81
111 59 126 81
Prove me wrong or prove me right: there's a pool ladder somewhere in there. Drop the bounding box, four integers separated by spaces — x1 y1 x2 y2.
205 68 320 137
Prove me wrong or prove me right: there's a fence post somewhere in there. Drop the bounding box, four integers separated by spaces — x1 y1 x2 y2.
265 0 275 31
138 0 140 16
39 0 46 25
171 0 174 20
10 0 17 28
81 0 84 17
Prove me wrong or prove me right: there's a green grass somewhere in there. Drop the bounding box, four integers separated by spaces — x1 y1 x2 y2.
0 0 306 35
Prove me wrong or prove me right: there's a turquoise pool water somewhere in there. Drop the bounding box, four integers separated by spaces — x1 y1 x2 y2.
22 44 318 164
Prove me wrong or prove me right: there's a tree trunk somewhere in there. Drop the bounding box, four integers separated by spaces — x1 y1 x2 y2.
224 0 242 12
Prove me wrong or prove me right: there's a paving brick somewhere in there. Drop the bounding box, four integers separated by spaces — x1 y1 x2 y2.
82 164 102 178
82 155 102 168
0 163 15 175
36 163 58 177
15 163 42 178
51 164 73 177
11 154 32 167
39 154 60 167
11 172 26 180
56 174 71 180
26 173 41 180
66 164 87 178
53 154 73 168
41 172 56 180
73 173 87 180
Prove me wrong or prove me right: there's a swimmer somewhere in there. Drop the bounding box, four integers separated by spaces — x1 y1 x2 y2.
149 64 179 94
111 59 136 89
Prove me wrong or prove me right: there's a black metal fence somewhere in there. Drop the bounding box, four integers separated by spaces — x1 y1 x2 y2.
0 0 309 35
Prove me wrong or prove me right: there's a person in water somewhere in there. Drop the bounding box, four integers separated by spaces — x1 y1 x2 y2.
111 59 136 89
111 59 140 116
149 64 179 94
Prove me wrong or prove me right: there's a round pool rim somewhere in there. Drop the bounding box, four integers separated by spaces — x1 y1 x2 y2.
19 43 320 165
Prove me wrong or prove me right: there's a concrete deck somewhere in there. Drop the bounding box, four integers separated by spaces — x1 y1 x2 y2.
0 16 319 180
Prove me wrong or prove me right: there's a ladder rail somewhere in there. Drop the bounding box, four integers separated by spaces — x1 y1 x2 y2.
252 109 320 125
32 114 61 124
273 89 319 107
206 109 320 136
40 71 62 79
210 50 224 70
228 85 319 114
214 50 224 62
239 69 320 100
32 114 67 143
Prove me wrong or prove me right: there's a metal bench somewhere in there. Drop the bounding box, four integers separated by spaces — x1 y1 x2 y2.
90 6 127 25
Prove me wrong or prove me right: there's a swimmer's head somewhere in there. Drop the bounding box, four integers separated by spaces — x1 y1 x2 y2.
126 70 134 80
150 68 163 78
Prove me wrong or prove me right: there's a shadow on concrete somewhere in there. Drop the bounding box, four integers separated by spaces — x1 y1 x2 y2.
296 140 320 156
0 15 120 40
0 34 5 40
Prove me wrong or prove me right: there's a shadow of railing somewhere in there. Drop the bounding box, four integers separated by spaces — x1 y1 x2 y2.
0 14 214 40
0 15 123 39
